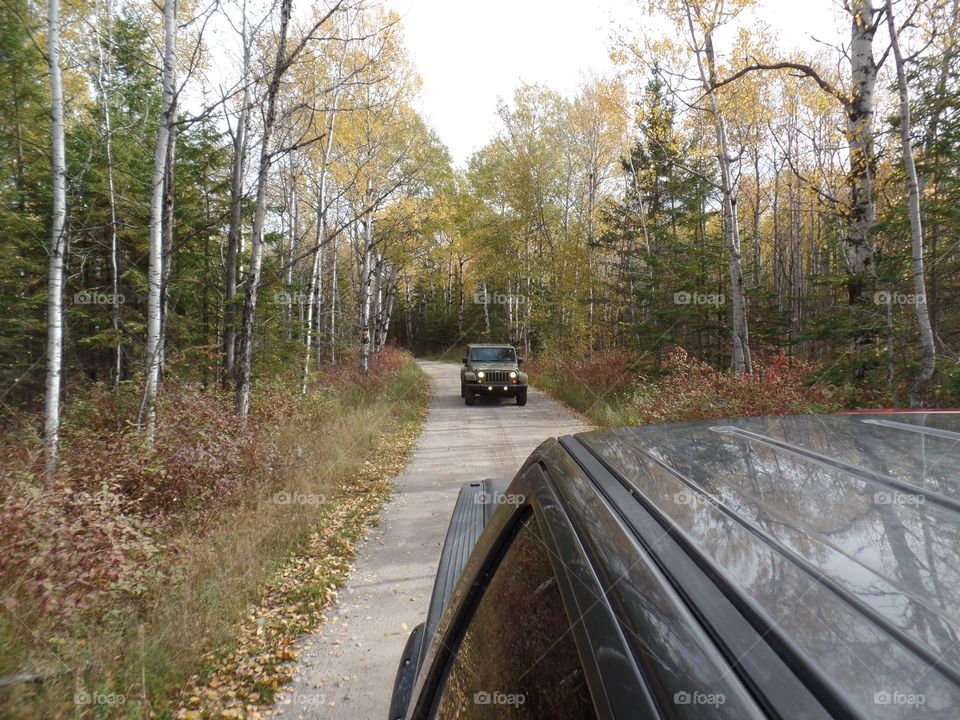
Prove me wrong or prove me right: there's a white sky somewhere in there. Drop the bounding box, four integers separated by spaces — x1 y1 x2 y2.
385 0 846 167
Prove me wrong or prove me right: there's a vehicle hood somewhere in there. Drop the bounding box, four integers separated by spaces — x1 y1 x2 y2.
468 362 518 371
576 412 960 711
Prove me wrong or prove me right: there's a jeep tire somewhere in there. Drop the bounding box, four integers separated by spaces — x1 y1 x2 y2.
516 388 527 406
465 390 476 406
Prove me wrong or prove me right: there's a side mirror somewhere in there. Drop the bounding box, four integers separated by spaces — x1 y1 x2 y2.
517 358 524 365
462 357 468 365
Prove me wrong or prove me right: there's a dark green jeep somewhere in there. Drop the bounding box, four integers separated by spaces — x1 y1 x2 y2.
460 343 528 406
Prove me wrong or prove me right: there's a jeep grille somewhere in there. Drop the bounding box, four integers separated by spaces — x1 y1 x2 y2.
483 370 510 383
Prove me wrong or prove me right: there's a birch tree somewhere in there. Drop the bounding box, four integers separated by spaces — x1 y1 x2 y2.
885 0 936 405
222 0 255 389
357 180 375 373
235 0 295 416
844 0 882 304
94 0 122 386
43 0 66 473
669 0 753 372
142 0 177 439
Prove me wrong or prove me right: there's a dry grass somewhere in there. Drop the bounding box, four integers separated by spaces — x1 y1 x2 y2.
0 353 428 719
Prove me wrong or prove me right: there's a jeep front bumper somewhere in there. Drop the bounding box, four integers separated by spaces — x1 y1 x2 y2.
466 381 526 396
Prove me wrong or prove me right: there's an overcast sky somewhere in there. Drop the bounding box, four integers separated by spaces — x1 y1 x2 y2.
384 0 845 167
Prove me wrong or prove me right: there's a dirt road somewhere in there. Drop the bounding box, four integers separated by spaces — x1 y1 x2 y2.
272 359 586 719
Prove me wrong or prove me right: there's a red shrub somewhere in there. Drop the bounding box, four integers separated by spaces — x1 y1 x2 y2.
0 480 164 618
628 346 839 423
527 347 638 398
0 348 415 618
56 381 268 513
309 345 409 390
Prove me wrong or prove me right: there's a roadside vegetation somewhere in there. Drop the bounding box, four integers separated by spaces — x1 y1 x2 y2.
527 345 846 428
0 348 427 719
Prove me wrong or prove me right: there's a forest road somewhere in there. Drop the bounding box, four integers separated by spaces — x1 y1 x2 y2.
271 359 586 719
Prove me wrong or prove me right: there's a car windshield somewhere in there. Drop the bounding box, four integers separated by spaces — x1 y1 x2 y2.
470 347 515 363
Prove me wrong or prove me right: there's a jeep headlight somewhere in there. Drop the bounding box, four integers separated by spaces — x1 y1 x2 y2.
509 371 517 379
476 371 485 380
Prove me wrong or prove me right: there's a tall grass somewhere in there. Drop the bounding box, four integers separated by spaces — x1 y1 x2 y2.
0 349 427 719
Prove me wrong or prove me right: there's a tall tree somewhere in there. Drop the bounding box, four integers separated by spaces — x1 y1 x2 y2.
236 0 294 416
142 0 177 438
44 0 67 473
222 0 255 389
673 0 753 372
885 0 936 405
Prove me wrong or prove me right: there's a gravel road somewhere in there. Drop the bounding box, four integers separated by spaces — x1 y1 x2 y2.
271 359 586 720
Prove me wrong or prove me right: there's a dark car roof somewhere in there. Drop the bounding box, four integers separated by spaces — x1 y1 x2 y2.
561 412 960 718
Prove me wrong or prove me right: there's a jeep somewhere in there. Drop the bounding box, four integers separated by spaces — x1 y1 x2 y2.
460 343 527 406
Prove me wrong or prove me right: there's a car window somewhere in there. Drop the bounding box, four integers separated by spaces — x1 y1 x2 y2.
470 347 516 363
432 514 597 719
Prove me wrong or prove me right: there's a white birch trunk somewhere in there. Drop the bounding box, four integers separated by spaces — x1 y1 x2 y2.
843 0 880 305
301 218 323 395
284 179 297 342
446 256 453 317
329 233 338 364
143 0 176 438
44 0 67 474
885 0 936 405
689 13 751 373
236 0 293 416
96 0 121 387
358 189 375 374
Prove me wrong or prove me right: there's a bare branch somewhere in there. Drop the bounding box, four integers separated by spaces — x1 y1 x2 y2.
713 61 849 107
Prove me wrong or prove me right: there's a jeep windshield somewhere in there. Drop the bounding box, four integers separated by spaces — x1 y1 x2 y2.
470 347 515 363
